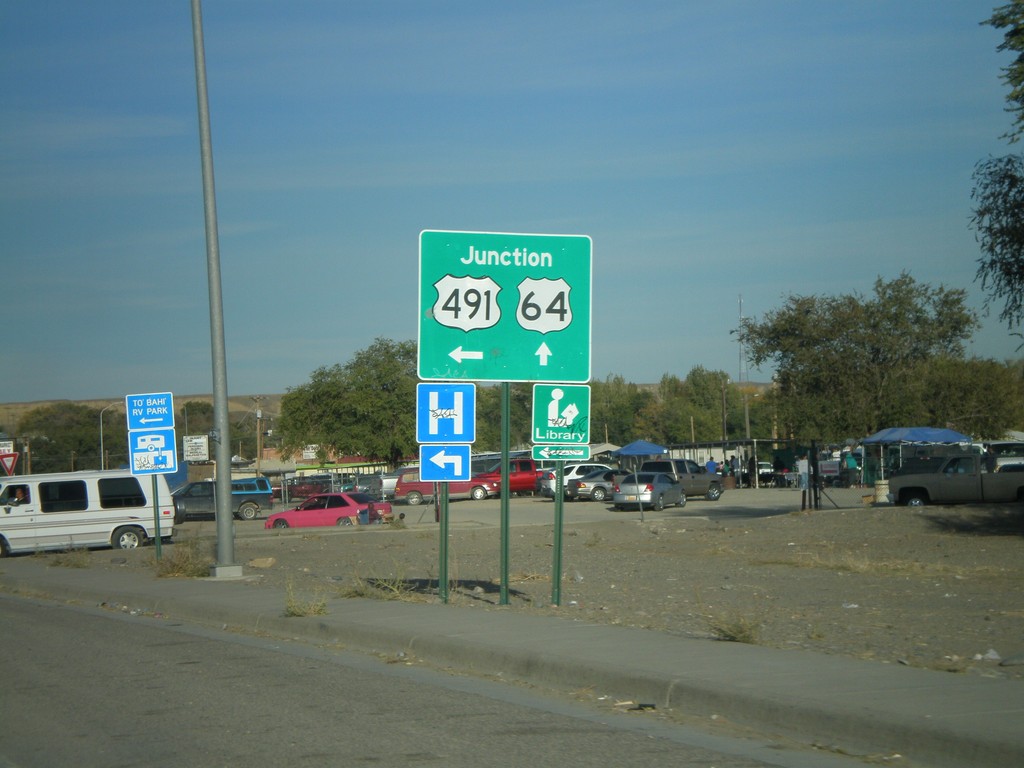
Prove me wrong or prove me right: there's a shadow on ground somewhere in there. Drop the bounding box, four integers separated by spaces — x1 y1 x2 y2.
366 577 530 603
923 505 1024 537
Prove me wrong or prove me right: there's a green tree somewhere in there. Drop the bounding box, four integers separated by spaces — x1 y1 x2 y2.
681 367 734 442
923 356 1024 437
738 274 978 441
969 5 1024 339
17 402 127 473
589 375 655 445
277 338 418 466
971 154 1024 335
475 383 532 452
985 1 1024 144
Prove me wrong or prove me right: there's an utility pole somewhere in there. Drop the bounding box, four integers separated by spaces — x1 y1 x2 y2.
253 396 264 475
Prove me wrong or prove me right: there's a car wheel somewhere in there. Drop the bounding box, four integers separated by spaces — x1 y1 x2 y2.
677 493 687 508
655 494 665 511
237 502 259 521
406 491 423 506
471 486 488 501
174 511 185 526
112 526 145 550
337 517 353 526
272 519 289 529
705 484 722 501
904 493 927 507
591 487 607 502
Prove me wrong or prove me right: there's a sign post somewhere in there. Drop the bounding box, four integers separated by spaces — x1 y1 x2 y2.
125 392 176 559
418 230 592 606
531 383 591 606
415 382 477 602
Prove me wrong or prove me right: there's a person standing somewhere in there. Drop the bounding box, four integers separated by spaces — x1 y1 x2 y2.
984 445 998 473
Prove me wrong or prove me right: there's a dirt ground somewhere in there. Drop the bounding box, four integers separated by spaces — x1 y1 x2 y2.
141 489 1024 682
72 490 1024 681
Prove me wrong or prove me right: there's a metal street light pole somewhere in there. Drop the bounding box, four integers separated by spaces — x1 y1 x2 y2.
99 403 117 470
192 0 239 578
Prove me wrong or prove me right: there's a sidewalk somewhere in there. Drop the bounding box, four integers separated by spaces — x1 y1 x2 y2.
2 555 1022 768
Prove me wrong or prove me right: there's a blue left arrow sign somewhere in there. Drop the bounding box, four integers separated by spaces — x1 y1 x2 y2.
125 392 175 431
419 445 472 482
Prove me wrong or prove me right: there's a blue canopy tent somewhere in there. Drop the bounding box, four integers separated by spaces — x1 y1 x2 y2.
612 440 668 472
612 440 668 456
862 427 972 480
862 427 971 445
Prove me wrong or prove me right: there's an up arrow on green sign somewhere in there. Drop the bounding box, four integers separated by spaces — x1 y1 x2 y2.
418 230 592 383
532 383 590 445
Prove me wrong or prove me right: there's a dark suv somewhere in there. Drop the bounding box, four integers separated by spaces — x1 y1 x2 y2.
173 477 274 523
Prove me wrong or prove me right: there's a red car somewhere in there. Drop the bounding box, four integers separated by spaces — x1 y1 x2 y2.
264 492 391 529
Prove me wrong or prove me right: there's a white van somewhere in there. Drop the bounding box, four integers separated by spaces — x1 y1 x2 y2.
0 470 175 556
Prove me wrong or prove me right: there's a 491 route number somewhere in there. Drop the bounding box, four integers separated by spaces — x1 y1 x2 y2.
432 275 573 334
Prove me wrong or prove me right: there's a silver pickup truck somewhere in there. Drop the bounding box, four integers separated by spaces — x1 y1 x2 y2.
887 454 1024 506
639 458 724 500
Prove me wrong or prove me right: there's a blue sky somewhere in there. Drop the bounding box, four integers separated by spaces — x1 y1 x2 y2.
1 1 1019 405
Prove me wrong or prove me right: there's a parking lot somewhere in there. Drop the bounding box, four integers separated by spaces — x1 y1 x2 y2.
174 485 871 537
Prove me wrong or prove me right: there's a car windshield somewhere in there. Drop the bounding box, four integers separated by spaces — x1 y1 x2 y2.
622 473 656 485
348 492 374 504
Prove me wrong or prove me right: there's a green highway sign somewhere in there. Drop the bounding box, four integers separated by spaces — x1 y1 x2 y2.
532 383 590 445
418 230 592 382
533 445 592 461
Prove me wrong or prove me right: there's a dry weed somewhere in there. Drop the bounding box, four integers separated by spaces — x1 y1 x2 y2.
49 548 90 568
284 577 328 616
154 536 212 578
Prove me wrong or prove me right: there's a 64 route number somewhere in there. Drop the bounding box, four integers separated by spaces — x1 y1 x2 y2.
432 275 573 335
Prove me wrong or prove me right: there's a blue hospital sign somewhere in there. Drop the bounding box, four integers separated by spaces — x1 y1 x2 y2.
416 383 476 444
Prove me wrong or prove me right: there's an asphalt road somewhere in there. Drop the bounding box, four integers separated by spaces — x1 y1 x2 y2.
0 595 866 768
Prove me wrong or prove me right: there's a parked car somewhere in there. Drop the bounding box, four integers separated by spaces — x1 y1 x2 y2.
264 492 392 529
639 459 723 500
173 477 273 524
757 461 774 485
364 468 413 500
339 475 374 494
612 473 686 510
887 453 1024 506
471 457 538 495
393 470 498 505
273 474 335 502
566 468 629 502
986 441 1024 470
539 463 614 497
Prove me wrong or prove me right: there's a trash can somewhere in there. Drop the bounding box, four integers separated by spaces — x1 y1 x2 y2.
723 475 737 490
873 479 889 504
358 509 369 525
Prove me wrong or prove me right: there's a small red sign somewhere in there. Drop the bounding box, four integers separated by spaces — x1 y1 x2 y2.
0 453 18 476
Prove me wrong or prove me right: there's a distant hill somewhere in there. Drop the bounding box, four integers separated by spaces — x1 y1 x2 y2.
0 394 284 433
